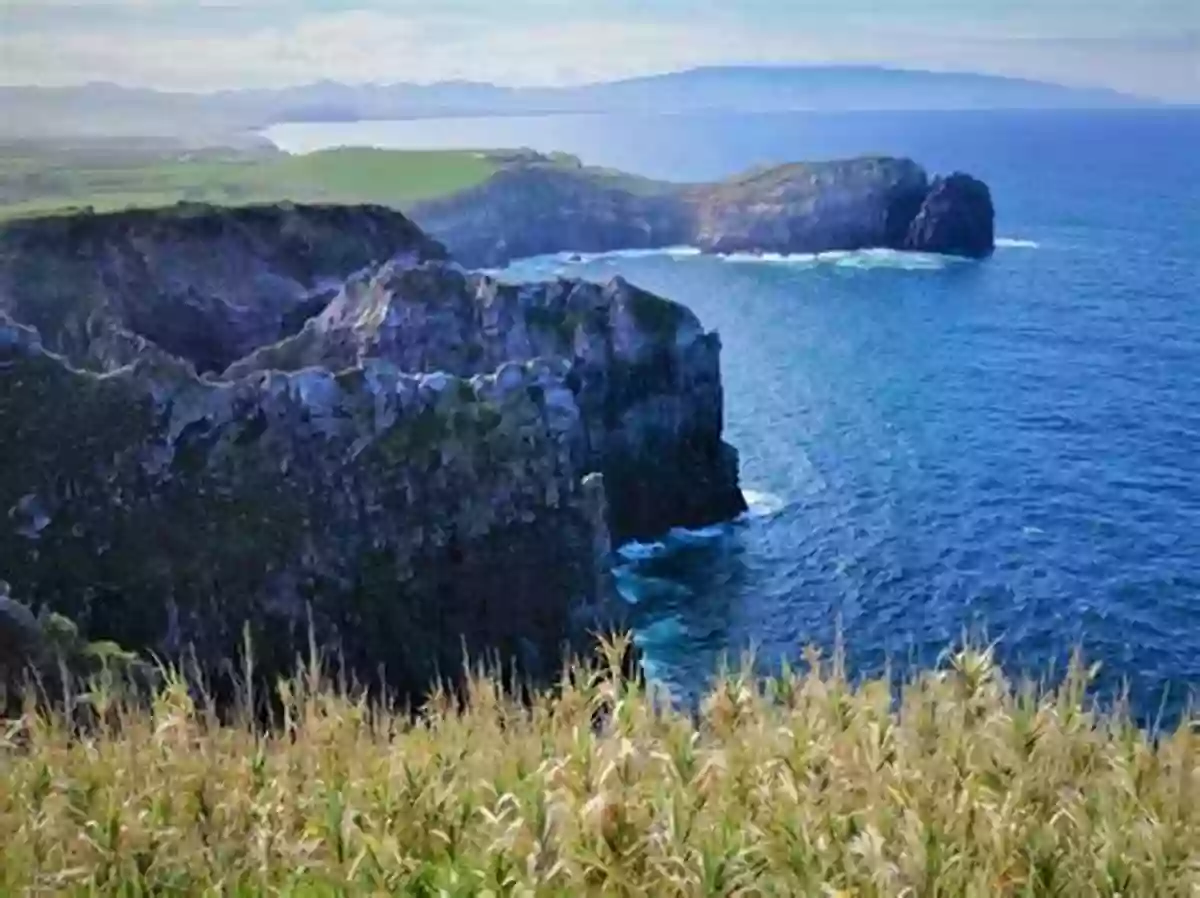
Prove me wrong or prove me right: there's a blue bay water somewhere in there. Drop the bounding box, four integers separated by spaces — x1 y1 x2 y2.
269 109 1200 716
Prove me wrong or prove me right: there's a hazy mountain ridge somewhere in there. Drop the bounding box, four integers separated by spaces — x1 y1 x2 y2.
0 66 1156 143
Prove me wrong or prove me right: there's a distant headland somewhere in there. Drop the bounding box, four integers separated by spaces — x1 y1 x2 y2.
409 152 996 265
0 143 995 262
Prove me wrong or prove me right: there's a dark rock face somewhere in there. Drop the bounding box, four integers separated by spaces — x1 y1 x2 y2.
0 584 41 687
0 203 446 374
903 173 996 259
410 155 995 267
409 166 689 270
0 311 613 695
0 203 744 695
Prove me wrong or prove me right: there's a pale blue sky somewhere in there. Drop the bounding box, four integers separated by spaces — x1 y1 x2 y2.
1 1 1197 100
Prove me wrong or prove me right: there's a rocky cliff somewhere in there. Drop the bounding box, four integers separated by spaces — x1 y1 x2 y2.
0 204 744 694
410 155 995 268
902 173 997 258
225 260 743 538
0 202 446 375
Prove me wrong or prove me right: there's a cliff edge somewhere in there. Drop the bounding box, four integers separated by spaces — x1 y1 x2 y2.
0 203 744 694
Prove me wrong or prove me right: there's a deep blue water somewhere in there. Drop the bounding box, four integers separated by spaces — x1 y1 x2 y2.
270 110 1200 717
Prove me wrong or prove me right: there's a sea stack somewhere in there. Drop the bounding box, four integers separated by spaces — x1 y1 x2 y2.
904 173 996 258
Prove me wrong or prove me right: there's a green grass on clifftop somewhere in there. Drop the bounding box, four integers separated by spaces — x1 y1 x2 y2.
1 636 1197 895
0 143 499 219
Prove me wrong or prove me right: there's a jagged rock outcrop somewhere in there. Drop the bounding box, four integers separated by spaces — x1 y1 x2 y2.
0 312 614 694
225 260 745 539
0 203 744 694
407 165 689 272
410 154 995 267
0 583 42 691
0 202 446 374
686 157 930 255
903 173 996 258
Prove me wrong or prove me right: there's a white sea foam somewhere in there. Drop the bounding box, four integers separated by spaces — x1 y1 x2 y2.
613 567 693 605
837 248 956 270
996 237 1041 249
615 521 730 571
497 246 703 278
617 539 670 563
553 246 702 264
635 614 687 644
721 250 819 265
718 247 966 271
741 489 788 519
612 567 645 605
635 246 702 259
501 243 988 281
666 523 729 544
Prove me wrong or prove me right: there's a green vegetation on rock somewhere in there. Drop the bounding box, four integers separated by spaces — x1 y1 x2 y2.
1 587 157 711
0 637 1196 895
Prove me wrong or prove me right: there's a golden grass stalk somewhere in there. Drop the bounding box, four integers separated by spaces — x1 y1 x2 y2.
1 635 1196 896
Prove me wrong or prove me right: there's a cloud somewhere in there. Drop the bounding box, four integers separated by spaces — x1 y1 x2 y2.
0 3 1196 99
4 0 283 6
0 10 852 88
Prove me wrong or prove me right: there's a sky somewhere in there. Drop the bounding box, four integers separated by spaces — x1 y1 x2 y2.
1 1 1197 101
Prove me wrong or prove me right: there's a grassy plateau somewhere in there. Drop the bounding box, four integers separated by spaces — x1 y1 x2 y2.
0 143 500 220
1 636 1197 896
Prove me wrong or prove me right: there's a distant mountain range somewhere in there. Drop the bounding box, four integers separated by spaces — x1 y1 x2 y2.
0 66 1158 146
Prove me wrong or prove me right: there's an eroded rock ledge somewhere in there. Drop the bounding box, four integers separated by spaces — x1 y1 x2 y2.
409 155 996 268
225 259 742 539
0 203 744 694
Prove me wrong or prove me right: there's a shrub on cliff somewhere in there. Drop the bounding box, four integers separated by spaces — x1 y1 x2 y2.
0 636 1196 895
1 583 159 715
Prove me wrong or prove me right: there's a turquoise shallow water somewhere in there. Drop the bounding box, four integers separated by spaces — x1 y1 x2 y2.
274 109 1200 717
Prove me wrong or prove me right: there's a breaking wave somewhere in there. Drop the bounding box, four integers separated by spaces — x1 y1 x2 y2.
995 237 1041 249
550 246 701 264
718 248 969 271
740 489 788 519
616 539 670 563
496 246 702 279
613 568 693 605
616 489 785 566
666 523 730 544
502 245 983 278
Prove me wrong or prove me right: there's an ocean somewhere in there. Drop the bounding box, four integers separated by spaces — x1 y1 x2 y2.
267 109 1200 718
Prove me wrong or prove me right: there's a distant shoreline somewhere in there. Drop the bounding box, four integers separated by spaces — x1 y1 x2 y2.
257 105 1192 156
0 64 1168 150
